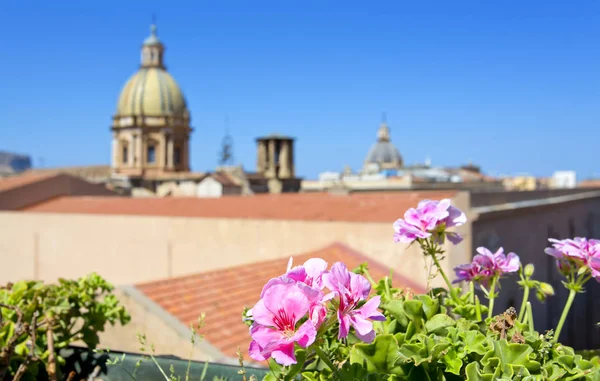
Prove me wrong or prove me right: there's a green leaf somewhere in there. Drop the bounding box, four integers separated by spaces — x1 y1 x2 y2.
284 349 306 381
465 362 494 381
384 300 409 328
461 330 489 356
441 348 463 375
403 300 424 323
397 343 430 366
424 314 455 334
418 295 440 320
349 334 404 375
481 339 541 376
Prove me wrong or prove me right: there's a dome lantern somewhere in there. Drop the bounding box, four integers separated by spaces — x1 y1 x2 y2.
141 22 165 69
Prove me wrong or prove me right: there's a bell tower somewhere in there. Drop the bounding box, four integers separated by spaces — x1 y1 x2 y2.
256 134 300 193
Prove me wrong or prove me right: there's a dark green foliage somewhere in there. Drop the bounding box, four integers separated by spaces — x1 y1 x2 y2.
0 273 130 380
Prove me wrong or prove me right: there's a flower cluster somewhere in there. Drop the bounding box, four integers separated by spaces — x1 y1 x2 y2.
545 237 600 281
393 199 466 245
247 258 385 365
453 247 520 284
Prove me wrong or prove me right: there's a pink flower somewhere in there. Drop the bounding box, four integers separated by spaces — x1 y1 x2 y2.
286 258 328 290
249 282 319 365
260 257 328 298
453 259 491 283
393 199 466 245
546 237 600 281
475 247 520 274
256 257 331 329
322 262 385 342
453 247 520 284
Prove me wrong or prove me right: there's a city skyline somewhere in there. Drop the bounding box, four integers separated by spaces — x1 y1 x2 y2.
1 0 598 179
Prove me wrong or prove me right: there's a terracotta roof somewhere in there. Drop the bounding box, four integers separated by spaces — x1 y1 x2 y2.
209 172 241 187
24 165 111 178
579 179 600 188
0 172 58 192
135 242 425 360
22 190 457 223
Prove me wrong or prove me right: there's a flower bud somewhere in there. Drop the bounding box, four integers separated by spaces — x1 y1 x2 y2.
524 264 535 278
535 290 545 302
538 282 555 296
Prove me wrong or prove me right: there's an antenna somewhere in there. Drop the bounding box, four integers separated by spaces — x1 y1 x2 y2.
381 112 387 123
218 116 234 166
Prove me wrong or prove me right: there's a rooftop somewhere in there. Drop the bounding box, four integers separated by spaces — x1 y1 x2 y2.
0 172 58 192
22 190 457 222
134 242 425 360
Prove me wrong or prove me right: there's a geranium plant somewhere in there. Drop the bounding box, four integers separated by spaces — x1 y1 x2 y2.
244 199 600 380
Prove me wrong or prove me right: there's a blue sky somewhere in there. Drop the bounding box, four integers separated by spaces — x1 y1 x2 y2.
1 1 598 179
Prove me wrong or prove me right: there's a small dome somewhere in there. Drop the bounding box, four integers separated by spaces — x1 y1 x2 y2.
115 67 188 117
364 119 403 168
365 141 403 166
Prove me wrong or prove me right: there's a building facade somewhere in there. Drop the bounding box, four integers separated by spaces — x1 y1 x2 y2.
111 24 193 189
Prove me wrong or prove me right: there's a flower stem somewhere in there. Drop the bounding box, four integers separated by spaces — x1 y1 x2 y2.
554 289 577 342
526 302 535 334
487 277 497 318
431 254 460 304
363 269 377 288
518 285 530 323
313 346 342 380
469 282 475 304
475 295 482 321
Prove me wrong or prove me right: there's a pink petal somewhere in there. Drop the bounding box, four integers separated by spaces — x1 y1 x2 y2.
260 277 294 298
310 303 327 329
476 247 494 257
502 253 520 273
303 258 328 279
251 299 275 327
349 272 371 300
286 266 308 283
355 329 376 343
250 324 284 348
249 340 268 362
445 204 467 227
292 320 317 348
338 311 350 339
350 314 374 337
403 208 423 228
446 232 463 244
262 284 311 326
357 295 382 317
271 343 296 366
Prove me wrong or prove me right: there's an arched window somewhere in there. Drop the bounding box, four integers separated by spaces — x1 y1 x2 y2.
174 145 181 165
121 142 129 164
147 143 156 164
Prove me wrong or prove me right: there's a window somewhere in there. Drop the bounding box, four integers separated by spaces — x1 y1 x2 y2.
174 146 181 165
122 145 128 164
147 145 156 164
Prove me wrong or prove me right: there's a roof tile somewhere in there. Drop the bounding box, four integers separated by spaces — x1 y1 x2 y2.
0 172 59 192
22 190 457 223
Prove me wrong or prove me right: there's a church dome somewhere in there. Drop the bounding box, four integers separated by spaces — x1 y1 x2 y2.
114 23 189 119
364 117 403 169
115 68 188 117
